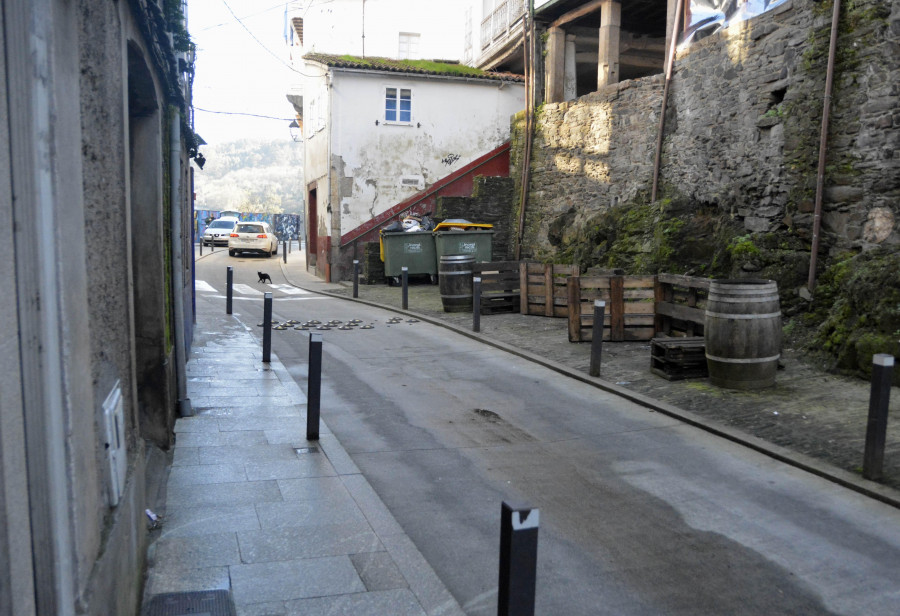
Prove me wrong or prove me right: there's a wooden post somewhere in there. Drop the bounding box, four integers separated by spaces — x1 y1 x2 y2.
519 262 529 316
653 275 665 336
609 274 625 341
567 277 581 342
543 265 553 317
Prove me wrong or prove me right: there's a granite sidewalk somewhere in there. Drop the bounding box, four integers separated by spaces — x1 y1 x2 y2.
141 279 465 616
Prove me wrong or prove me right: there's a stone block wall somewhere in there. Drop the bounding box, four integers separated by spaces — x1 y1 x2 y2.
514 0 899 279
664 0 898 250
436 176 516 259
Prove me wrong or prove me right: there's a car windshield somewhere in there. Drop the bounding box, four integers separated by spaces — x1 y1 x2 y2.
209 220 235 229
236 224 264 234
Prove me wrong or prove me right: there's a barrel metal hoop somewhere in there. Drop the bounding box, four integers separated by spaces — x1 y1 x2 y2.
705 311 782 320
707 296 779 303
705 353 781 364
442 293 473 299
440 270 473 276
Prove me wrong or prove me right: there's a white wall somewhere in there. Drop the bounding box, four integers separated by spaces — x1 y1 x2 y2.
289 0 469 60
328 69 524 237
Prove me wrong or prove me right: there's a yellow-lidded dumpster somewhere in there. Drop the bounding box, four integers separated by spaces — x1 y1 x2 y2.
380 231 437 282
433 229 494 263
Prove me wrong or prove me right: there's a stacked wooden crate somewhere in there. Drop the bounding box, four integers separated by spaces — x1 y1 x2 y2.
473 261 520 314
650 337 708 380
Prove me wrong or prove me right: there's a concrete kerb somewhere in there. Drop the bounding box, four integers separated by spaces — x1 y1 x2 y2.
278 260 900 511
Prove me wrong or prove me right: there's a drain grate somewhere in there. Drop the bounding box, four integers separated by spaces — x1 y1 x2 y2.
145 590 236 616
295 446 320 455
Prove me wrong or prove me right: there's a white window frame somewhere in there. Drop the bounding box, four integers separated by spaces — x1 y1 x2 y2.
383 85 413 126
398 32 420 59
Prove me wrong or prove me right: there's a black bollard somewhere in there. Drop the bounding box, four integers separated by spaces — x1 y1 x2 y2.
401 267 409 310
589 300 606 377
353 260 359 298
226 266 234 315
498 502 539 616
199 239 203 256
473 276 482 332
863 353 894 481
307 332 323 440
282 240 287 264
262 292 273 363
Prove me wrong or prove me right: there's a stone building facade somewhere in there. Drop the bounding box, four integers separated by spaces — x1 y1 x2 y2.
0 0 198 614
514 0 898 296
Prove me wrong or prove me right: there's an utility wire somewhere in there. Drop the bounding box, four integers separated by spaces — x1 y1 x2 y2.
197 1 293 32
195 106 294 121
219 0 324 77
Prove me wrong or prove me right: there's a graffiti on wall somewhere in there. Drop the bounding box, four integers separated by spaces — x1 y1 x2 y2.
194 211 303 241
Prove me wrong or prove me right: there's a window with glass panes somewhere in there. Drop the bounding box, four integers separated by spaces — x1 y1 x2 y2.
385 87 412 123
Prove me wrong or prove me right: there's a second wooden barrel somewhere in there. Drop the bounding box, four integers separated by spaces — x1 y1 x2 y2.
439 254 474 313
705 279 782 390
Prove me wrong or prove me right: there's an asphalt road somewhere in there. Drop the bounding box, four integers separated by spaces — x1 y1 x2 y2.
198 251 900 616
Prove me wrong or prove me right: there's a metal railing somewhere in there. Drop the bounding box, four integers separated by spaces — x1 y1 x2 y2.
480 0 526 51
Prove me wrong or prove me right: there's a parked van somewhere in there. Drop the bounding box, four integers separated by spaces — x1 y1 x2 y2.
202 216 239 246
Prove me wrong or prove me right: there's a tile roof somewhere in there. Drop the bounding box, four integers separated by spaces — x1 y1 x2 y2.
302 53 525 83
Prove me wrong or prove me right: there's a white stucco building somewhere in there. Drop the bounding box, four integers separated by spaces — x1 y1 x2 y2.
292 54 524 281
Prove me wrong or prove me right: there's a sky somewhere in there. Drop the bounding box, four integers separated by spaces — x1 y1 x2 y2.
189 0 303 145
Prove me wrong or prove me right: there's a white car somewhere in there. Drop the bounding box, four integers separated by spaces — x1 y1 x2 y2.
202 217 238 246
228 221 279 257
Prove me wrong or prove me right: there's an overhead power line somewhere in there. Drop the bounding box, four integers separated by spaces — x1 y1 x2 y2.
219 0 318 77
195 106 294 121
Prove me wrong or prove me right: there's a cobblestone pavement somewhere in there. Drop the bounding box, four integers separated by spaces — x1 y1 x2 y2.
315 277 900 498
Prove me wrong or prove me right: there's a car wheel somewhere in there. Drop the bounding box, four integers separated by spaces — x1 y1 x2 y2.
265 249 272 258
273 243 278 255
229 249 236 256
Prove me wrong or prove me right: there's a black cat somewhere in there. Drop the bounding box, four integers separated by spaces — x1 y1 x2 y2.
258 272 272 284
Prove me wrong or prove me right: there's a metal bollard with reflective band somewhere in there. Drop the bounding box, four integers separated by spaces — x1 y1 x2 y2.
498 502 539 616
307 333 323 440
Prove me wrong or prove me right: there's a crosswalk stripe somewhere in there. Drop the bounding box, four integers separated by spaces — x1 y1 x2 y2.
269 284 310 295
232 283 264 296
196 280 217 293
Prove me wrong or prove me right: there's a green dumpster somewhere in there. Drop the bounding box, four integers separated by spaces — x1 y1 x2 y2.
433 230 493 263
380 231 437 282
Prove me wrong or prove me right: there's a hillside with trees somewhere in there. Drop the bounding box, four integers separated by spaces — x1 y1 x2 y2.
194 139 303 215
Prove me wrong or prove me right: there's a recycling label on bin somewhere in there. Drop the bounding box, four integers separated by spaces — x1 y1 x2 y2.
460 242 477 253
404 242 423 254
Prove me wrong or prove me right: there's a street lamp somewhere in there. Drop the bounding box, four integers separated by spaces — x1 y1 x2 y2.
289 119 302 142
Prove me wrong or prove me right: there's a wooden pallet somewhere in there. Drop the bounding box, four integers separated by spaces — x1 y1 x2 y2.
520 262 578 317
474 261 520 314
567 275 656 342
650 337 708 381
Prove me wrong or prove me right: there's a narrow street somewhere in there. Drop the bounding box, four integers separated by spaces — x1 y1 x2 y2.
197 250 900 616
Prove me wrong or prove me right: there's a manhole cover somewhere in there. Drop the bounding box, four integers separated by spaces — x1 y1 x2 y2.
145 590 236 616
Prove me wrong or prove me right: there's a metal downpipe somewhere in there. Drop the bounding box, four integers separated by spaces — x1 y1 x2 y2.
807 0 841 294
651 0 684 202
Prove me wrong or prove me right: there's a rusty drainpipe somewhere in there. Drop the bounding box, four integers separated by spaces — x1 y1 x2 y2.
515 0 535 260
651 0 684 202
807 0 841 294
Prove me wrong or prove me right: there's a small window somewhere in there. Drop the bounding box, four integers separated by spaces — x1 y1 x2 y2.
398 32 420 59
385 87 412 123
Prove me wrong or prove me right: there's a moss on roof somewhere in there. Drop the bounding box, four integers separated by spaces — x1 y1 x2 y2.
303 53 524 82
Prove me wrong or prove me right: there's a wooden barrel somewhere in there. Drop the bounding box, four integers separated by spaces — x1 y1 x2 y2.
439 255 474 313
705 279 782 390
